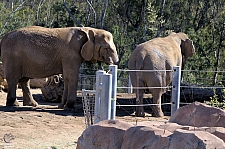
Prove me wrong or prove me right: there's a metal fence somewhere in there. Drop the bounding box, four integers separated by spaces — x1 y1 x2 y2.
80 64 225 127
81 65 181 127
82 89 96 128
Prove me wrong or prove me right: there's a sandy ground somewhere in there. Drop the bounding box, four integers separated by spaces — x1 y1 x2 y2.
0 89 169 149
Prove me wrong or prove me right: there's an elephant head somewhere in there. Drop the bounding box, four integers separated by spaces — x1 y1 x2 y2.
172 32 195 67
79 27 119 65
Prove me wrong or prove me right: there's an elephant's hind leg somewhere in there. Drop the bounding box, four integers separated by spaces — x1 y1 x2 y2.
131 72 145 117
19 78 38 107
151 90 164 117
135 89 145 117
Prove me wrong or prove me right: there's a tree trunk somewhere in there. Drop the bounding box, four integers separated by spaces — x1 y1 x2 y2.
100 0 108 28
212 23 224 86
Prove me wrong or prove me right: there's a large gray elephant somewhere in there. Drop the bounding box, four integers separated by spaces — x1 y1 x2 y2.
0 26 119 109
128 32 195 117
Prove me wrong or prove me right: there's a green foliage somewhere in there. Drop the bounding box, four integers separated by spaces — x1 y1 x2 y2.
0 0 224 87
209 84 225 109
208 96 225 109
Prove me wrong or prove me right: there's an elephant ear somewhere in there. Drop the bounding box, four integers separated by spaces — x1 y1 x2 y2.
80 29 95 61
181 39 195 63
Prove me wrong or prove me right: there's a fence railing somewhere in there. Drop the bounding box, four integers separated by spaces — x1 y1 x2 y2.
82 65 225 127
82 65 181 127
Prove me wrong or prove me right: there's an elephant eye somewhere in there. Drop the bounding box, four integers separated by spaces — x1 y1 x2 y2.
105 48 109 53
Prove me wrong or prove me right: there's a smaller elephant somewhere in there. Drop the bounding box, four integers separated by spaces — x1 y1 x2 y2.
128 32 195 117
0 26 119 109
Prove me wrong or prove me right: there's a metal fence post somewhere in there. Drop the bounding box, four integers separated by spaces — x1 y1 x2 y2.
100 73 112 121
109 65 117 120
94 70 105 124
171 66 181 115
128 75 133 94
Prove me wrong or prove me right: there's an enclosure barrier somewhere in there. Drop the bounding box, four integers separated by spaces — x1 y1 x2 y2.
82 89 96 127
118 66 181 115
82 65 181 127
82 65 117 126
171 66 181 115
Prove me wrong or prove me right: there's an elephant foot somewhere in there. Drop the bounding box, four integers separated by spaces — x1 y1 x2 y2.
152 105 164 117
23 100 38 107
63 102 76 110
152 110 164 117
58 102 75 110
6 99 20 106
63 105 75 111
135 108 145 117
58 103 64 109
135 112 145 117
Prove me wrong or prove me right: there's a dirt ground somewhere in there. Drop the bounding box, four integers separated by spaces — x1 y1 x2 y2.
0 89 170 149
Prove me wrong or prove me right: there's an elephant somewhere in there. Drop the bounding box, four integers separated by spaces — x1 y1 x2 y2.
0 26 119 109
128 32 195 117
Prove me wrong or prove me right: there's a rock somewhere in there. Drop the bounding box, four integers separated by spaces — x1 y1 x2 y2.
30 78 47 88
134 120 167 127
0 62 8 91
189 127 225 142
41 75 64 102
169 101 225 127
157 122 191 133
77 103 225 149
77 120 225 149
121 126 171 149
76 120 133 149
168 129 225 149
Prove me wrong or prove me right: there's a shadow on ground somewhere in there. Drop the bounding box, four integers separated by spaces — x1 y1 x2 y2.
0 93 84 117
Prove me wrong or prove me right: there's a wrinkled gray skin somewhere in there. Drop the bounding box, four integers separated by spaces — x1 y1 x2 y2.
128 32 195 117
0 26 119 109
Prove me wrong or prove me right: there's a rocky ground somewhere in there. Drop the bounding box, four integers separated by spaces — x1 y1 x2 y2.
0 89 169 149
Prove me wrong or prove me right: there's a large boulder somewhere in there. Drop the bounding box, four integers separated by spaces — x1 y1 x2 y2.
41 75 64 102
77 120 133 149
168 129 225 149
157 122 190 132
30 78 47 88
0 62 8 91
77 103 225 149
121 126 171 149
169 101 225 127
189 127 225 142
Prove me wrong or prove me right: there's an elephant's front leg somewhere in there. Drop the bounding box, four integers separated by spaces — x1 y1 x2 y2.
64 76 78 109
58 76 78 110
65 76 78 109
58 82 68 109
59 63 81 110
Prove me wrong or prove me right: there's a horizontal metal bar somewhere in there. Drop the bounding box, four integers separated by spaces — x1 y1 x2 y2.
180 86 225 89
116 102 172 107
118 69 174 72
117 86 171 89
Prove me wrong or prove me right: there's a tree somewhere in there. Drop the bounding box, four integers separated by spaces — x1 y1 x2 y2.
0 0 225 87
